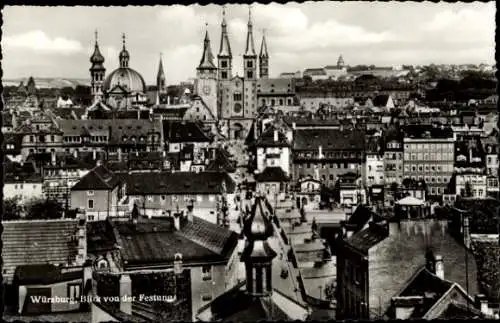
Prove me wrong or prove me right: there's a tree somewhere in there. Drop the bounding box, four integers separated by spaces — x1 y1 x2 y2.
3 197 23 220
25 197 64 219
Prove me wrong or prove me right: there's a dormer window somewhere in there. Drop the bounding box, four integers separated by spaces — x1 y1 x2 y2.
122 136 128 142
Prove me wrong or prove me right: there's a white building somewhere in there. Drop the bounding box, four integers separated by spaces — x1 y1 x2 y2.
365 153 385 187
4 175 44 202
255 129 291 176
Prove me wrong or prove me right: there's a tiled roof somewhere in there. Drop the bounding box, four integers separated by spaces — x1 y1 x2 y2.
255 167 289 182
304 68 327 76
71 165 121 191
2 219 80 284
438 301 485 319
163 120 211 143
347 205 374 232
344 221 388 253
112 217 238 267
294 128 365 151
125 171 235 195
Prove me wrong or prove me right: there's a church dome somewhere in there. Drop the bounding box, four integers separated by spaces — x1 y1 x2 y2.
103 67 146 94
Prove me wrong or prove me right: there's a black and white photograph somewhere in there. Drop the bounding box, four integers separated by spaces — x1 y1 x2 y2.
1 1 498 322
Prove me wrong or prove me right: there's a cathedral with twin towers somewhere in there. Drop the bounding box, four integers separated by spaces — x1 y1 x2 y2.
195 6 271 140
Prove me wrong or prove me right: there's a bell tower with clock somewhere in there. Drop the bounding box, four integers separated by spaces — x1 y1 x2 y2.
195 24 218 119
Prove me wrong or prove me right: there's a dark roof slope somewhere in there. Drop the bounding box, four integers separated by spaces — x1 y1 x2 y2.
372 94 391 107
14 264 82 285
255 167 289 182
294 129 365 150
163 120 211 143
125 171 235 195
254 128 290 147
71 165 121 191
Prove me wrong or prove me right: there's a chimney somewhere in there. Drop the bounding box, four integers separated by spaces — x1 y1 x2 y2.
292 122 296 130
469 147 473 164
475 294 489 316
118 148 122 162
463 213 471 249
174 253 183 275
92 149 97 160
119 274 132 315
435 255 444 280
318 145 323 159
186 203 194 222
73 150 78 158
51 151 56 166
173 212 181 230
274 130 278 142
75 213 87 266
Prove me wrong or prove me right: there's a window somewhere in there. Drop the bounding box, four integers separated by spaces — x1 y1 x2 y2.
29 135 34 143
87 215 95 221
221 60 228 68
68 284 81 300
247 71 254 79
201 295 213 302
246 60 253 68
88 199 94 209
87 190 94 196
233 93 242 101
197 195 203 202
202 266 212 281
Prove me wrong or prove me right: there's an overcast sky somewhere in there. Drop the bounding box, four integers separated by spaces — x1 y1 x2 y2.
2 2 495 85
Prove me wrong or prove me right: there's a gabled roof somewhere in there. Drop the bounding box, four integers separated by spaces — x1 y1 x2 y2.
163 120 211 143
255 167 289 183
2 219 80 284
372 94 391 107
254 128 290 148
125 171 236 195
71 165 121 191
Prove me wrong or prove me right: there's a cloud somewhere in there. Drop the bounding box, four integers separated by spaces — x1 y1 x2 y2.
3 30 83 54
162 44 202 83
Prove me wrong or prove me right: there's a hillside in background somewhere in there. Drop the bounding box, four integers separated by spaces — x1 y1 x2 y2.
3 77 90 89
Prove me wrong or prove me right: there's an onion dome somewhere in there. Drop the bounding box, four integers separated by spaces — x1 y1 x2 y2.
90 31 105 66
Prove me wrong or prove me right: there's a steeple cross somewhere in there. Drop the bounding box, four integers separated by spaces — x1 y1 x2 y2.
95 30 98 43
122 33 126 48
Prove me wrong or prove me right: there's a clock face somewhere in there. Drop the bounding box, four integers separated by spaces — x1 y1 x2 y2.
203 85 211 95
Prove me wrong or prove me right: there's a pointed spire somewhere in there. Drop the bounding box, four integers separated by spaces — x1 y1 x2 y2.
119 33 130 68
198 23 217 70
259 28 268 58
244 5 256 56
157 53 165 79
218 6 232 58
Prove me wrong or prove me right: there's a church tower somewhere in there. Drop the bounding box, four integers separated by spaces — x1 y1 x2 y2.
217 6 232 81
241 195 277 297
156 54 167 104
243 6 258 118
259 30 269 79
195 25 218 119
90 30 106 102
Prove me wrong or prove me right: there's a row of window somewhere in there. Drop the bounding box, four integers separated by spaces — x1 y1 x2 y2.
297 152 362 159
11 183 39 190
297 162 359 169
404 164 453 173
405 143 454 151
404 152 454 161
29 135 56 143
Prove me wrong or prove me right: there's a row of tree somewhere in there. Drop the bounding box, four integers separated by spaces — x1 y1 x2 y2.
3 197 64 220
